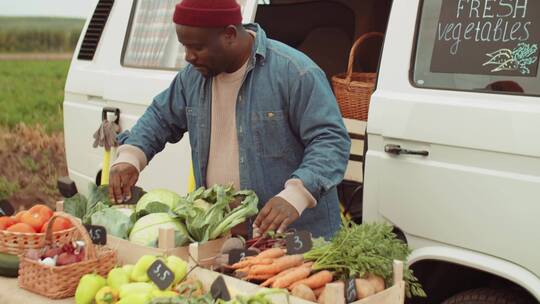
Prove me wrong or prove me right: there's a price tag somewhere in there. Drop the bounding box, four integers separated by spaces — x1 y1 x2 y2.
210 275 231 301
84 224 107 245
228 249 258 265
0 200 14 216
147 260 174 290
345 278 358 303
286 230 312 255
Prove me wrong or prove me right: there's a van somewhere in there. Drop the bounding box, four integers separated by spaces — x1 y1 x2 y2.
63 0 540 303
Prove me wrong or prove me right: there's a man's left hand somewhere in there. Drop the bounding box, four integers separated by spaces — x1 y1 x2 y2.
253 196 299 235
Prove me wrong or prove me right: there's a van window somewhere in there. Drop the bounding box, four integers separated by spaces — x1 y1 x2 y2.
122 0 249 70
412 0 540 96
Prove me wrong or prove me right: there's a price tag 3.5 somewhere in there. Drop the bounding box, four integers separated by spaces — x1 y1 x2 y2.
286 230 312 255
345 278 358 303
147 260 174 290
228 249 258 265
210 275 231 301
83 224 107 245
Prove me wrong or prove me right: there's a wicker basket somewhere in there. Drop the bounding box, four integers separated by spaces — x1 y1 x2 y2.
18 212 117 299
332 32 384 121
0 216 77 256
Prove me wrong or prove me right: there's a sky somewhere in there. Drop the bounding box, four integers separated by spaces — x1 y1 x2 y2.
0 0 99 19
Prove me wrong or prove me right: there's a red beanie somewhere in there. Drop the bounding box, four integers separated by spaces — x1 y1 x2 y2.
173 0 242 27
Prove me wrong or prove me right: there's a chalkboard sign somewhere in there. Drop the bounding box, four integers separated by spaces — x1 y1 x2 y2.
84 224 107 245
148 260 174 290
210 275 231 301
228 249 258 265
286 230 312 255
345 278 358 303
431 0 540 77
0 200 14 216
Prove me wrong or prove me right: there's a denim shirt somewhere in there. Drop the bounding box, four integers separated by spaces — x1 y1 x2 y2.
118 24 351 239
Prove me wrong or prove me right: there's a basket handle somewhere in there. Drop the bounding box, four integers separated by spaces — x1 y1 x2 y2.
345 32 384 82
44 212 97 261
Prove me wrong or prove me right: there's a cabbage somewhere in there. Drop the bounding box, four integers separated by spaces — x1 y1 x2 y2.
135 189 182 213
91 207 134 239
129 213 189 247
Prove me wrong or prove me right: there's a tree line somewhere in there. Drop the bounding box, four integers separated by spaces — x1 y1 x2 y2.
0 29 81 53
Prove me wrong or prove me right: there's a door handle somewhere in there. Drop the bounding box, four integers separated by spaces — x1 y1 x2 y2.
384 144 429 156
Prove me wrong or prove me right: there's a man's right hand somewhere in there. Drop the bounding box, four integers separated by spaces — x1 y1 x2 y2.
109 163 139 203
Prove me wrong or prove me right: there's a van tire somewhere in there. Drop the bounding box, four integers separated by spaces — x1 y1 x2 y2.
442 288 534 304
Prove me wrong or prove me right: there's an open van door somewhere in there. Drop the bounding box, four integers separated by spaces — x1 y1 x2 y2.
64 0 258 196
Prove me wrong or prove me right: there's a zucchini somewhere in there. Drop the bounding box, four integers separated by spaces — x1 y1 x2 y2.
0 252 19 277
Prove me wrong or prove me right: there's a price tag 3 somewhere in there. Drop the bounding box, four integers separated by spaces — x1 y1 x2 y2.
147 260 174 290
228 249 258 265
210 275 231 301
345 278 358 303
0 200 14 216
286 230 312 255
83 224 107 245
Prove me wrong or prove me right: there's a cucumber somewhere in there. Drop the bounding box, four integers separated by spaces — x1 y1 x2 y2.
0 252 19 277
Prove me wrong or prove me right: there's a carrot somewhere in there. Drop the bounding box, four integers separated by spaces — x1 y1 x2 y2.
260 267 296 287
288 270 333 291
272 266 311 288
226 257 275 269
257 248 286 259
313 286 325 298
243 273 274 281
250 254 304 276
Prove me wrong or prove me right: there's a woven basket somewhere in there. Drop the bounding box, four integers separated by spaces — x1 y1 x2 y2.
332 32 384 121
0 216 76 256
18 212 117 299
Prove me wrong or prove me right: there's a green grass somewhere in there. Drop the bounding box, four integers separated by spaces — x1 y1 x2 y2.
0 60 69 133
0 16 84 32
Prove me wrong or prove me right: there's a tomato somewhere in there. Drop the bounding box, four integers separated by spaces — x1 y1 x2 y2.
0 217 17 230
7 223 36 233
20 211 47 231
29 204 53 221
40 217 72 233
13 211 26 222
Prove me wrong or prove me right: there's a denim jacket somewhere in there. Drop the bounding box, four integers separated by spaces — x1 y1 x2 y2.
118 24 351 238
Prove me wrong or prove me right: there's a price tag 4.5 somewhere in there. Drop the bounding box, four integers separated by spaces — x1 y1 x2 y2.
228 249 258 265
147 260 174 290
210 275 231 301
286 230 312 255
345 278 358 303
83 224 107 245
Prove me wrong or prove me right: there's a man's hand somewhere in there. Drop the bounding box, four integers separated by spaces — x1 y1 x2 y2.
109 163 139 203
253 196 299 235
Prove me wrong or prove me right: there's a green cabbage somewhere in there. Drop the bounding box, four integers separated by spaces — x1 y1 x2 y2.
129 213 189 248
135 189 182 213
91 207 134 239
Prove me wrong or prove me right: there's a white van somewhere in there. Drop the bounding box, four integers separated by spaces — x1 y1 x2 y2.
63 0 540 303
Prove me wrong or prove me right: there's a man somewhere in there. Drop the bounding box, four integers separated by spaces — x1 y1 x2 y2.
109 0 350 239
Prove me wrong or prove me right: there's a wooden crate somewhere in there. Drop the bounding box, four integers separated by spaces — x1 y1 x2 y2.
314 261 405 304
56 201 228 268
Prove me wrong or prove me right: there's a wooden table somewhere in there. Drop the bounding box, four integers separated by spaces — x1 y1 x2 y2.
0 276 74 304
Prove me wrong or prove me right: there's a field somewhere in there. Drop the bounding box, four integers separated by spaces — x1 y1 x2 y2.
0 24 73 209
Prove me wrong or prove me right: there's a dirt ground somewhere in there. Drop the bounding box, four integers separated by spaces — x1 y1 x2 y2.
0 124 66 211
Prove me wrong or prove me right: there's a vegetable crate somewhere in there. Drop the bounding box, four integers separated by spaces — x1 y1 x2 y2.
314 260 405 304
106 228 228 268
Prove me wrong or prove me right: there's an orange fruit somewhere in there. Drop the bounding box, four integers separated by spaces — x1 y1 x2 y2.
29 204 53 221
20 211 47 231
0 216 17 230
40 217 72 233
7 223 36 233
13 211 26 222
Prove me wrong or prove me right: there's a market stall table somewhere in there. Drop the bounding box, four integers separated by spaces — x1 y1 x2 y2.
0 276 74 304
